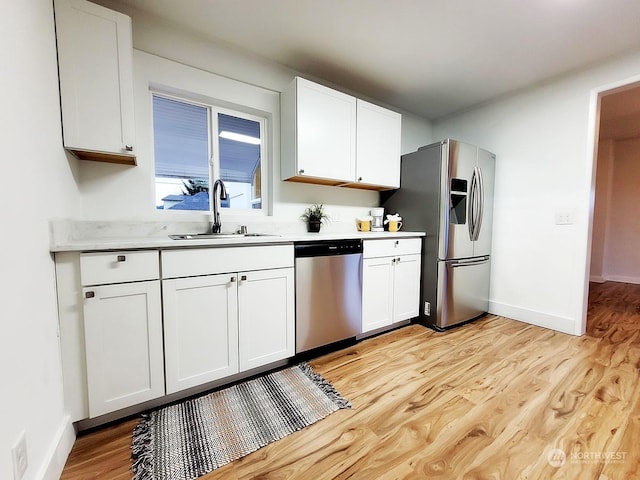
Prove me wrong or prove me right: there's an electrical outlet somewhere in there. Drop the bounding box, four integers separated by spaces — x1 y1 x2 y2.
555 209 575 225
424 302 431 316
12 432 28 480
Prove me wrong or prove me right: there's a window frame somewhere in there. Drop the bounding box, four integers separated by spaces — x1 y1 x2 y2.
150 86 270 217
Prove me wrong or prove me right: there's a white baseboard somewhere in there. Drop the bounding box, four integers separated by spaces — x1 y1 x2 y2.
603 275 640 285
590 275 605 283
38 414 75 480
489 301 577 336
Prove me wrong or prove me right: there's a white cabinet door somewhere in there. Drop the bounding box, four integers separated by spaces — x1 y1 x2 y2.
362 257 394 333
163 275 239 394
356 99 402 189
55 0 135 163
392 254 422 322
283 77 356 183
238 268 295 371
282 77 403 189
83 280 163 417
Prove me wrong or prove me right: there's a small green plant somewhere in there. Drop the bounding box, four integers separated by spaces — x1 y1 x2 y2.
301 203 329 223
301 204 329 232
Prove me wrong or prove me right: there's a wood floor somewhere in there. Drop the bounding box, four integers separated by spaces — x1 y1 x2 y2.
61 282 640 479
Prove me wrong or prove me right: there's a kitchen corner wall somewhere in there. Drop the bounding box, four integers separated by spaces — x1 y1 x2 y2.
433 50 640 336
79 0 433 226
1 1 81 479
591 137 640 284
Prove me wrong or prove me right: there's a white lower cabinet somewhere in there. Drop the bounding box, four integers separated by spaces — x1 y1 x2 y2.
163 267 295 394
82 280 164 417
162 274 239 395
362 239 422 334
391 254 422 321
238 268 295 371
161 245 295 395
362 257 395 331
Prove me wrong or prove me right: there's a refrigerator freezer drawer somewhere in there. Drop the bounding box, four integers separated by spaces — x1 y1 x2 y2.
436 257 490 329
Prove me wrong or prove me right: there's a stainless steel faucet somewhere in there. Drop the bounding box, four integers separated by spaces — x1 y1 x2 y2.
211 179 228 233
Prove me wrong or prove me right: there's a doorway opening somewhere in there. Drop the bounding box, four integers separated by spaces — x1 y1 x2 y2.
584 80 640 339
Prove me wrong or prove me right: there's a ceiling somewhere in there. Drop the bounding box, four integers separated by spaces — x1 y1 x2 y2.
107 0 640 120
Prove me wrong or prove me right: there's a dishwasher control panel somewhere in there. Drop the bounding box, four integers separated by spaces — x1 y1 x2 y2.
294 239 362 257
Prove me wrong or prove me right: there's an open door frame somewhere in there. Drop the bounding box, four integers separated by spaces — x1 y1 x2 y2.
578 75 640 335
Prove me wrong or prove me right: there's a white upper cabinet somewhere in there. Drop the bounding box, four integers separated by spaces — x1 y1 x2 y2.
54 0 136 164
356 99 402 189
281 77 401 190
282 77 356 184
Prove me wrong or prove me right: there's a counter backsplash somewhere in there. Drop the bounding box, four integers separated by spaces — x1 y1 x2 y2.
50 218 374 246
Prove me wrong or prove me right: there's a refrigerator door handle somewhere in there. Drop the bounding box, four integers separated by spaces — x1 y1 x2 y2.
446 255 490 267
474 166 485 241
468 168 477 241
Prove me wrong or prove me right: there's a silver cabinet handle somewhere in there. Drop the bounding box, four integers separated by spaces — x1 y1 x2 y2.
85 291 95 299
241 275 247 281
298 169 305 175
358 176 363 182
125 145 133 152
117 255 126 262
230 277 236 282
397 257 401 263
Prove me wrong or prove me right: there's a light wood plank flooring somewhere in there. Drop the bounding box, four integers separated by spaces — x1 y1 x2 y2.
61 282 640 479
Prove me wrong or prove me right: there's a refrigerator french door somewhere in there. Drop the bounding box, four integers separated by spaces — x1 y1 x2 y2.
382 139 495 330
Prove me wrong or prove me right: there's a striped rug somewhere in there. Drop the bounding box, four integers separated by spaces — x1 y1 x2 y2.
131 363 351 480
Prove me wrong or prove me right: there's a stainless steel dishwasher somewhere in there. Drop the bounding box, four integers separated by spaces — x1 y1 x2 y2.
294 239 362 353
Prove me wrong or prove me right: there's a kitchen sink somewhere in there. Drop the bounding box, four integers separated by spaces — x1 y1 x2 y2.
168 233 278 240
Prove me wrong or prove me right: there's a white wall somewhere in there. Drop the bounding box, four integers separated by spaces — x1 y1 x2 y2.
606 138 640 282
79 0 433 226
0 1 81 479
590 139 613 282
591 138 640 284
433 50 640 335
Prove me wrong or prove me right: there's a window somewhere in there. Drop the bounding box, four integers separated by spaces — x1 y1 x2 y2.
152 94 266 213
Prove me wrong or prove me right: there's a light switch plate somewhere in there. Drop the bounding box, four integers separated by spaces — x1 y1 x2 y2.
555 209 576 225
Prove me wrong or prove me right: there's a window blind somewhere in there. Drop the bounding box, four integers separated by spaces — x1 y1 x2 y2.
153 95 209 179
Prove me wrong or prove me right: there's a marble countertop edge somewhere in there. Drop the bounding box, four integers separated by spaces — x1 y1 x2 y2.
50 230 426 252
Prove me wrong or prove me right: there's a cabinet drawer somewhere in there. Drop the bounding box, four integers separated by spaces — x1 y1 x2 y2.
363 238 422 258
80 251 159 286
162 244 294 279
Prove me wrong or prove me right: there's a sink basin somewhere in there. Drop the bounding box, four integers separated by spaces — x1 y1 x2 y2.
169 233 278 240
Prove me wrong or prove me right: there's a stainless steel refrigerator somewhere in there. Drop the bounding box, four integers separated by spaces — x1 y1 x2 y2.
382 139 495 330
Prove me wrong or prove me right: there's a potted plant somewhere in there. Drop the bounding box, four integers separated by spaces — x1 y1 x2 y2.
301 203 329 232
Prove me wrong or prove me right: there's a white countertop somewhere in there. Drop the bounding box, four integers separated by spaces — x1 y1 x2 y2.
50 228 425 252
